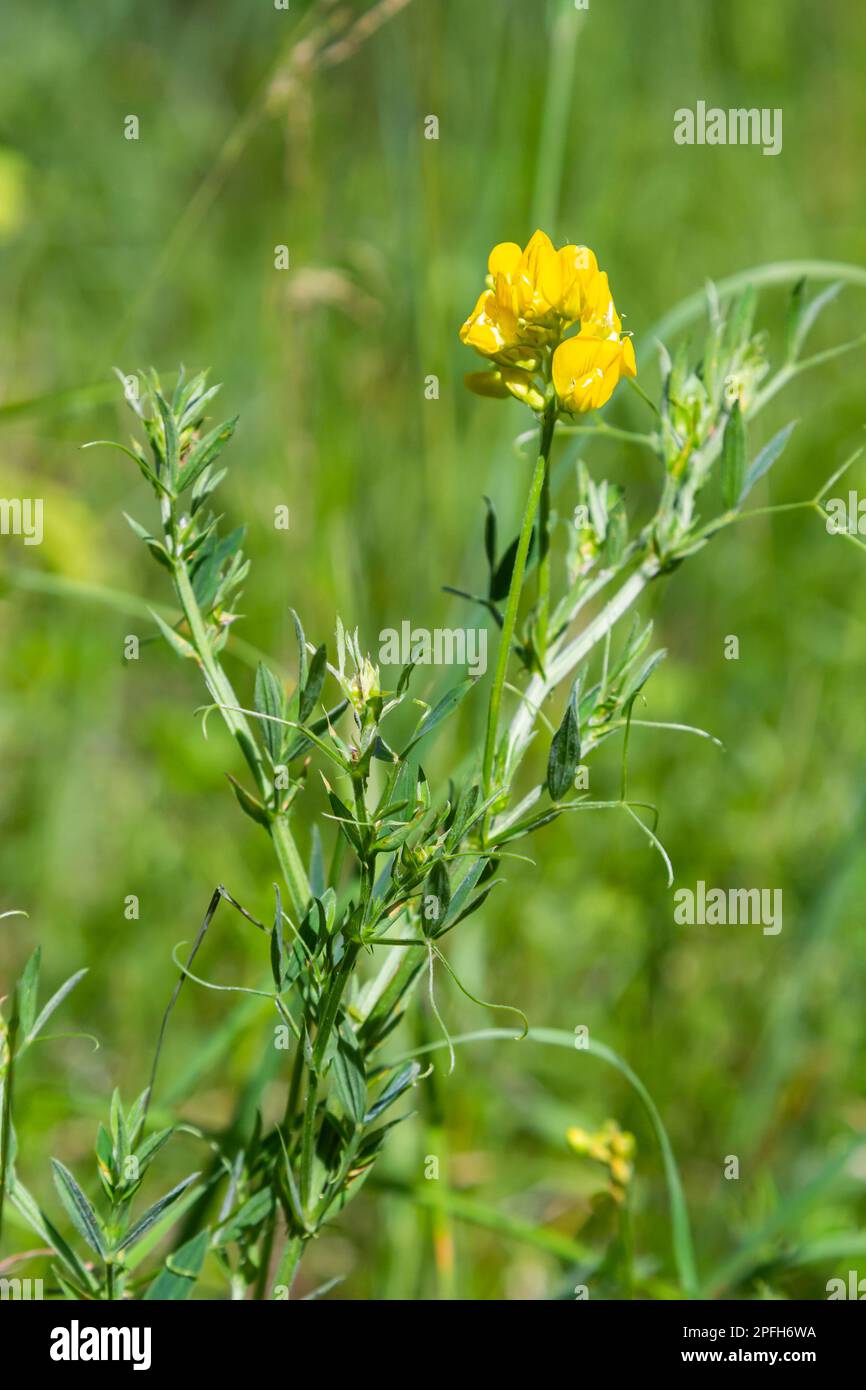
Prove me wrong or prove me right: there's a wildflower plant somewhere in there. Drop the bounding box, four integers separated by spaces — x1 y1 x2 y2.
2 237 864 1301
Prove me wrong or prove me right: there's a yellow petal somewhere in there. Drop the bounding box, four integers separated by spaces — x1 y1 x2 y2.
459 290 518 356
493 270 519 318
464 370 510 399
488 241 521 278
500 367 545 411
581 270 621 334
514 229 557 314
556 245 601 321
521 228 556 269
553 333 632 413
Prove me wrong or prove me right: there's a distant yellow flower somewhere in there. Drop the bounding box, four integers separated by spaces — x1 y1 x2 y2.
460 230 635 414
567 1119 636 1203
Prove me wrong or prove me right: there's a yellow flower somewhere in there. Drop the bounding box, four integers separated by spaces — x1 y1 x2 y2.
552 329 637 414
541 242 602 325
460 230 636 414
459 289 520 357
485 230 604 332
567 1120 636 1204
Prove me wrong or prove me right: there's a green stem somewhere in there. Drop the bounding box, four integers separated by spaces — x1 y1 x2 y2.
481 430 551 827
535 403 557 667
283 1025 306 1131
253 1208 277 1300
272 1233 305 1299
296 940 362 1221
299 1071 318 1213
0 996 20 1244
312 944 361 1072
503 560 657 785
172 561 311 917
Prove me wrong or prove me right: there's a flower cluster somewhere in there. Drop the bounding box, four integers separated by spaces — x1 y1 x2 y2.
566 1119 636 1203
460 229 636 414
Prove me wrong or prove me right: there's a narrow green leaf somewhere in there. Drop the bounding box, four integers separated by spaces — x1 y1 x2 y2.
144 1228 210 1300
51 1159 106 1257
150 609 196 661
784 277 807 361
309 825 325 899
446 784 480 851
178 416 238 494
332 1037 367 1126
254 662 285 762
326 786 363 855
215 1189 274 1247
721 400 746 510
190 463 226 514
27 968 87 1044
483 496 497 577
299 643 327 724
226 774 272 828
116 1172 200 1251
435 883 496 936
133 1127 175 1179
401 678 476 757
290 608 308 690
424 861 451 933
490 527 535 602
153 391 180 483
284 698 348 762
791 281 843 360
722 284 757 354
122 512 153 543
547 695 581 801
95 1124 114 1177
439 858 490 932
620 648 666 705
10 1179 98 1291
17 948 41 1039
270 885 285 991
364 1063 420 1125
739 420 799 504
190 526 245 610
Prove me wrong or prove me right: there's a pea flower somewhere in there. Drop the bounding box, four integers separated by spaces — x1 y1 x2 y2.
460 229 636 415
552 326 637 414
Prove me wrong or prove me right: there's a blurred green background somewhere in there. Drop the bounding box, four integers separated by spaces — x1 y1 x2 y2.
2 0 865 1299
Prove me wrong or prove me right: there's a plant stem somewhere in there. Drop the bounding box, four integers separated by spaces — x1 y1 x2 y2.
312 944 361 1072
253 1208 277 1300
172 560 311 917
503 559 658 786
481 425 550 829
272 1233 305 1299
535 402 557 667
299 1070 318 1213
0 996 20 1244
